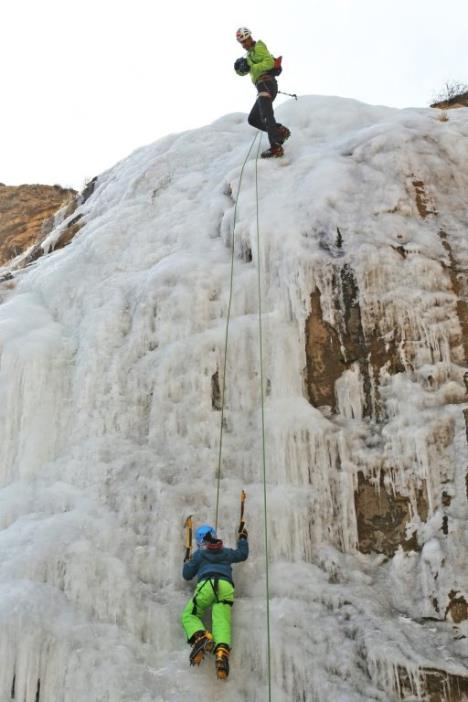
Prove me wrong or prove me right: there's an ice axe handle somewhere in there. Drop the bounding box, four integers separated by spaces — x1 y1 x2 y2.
184 515 193 562
238 490 247 537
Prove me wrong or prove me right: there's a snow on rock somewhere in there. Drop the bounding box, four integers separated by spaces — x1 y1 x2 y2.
0 96 467 701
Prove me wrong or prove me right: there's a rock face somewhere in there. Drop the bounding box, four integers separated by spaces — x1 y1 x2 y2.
431 92 468 110
304 175 468 567
302 113 468 701
0 184 76 267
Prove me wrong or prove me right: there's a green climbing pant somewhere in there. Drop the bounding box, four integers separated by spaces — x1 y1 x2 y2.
181 578 234 647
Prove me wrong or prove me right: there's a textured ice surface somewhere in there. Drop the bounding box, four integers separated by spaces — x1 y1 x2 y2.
0 97 467 700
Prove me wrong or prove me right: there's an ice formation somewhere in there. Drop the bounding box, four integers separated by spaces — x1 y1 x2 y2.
0 96 467 701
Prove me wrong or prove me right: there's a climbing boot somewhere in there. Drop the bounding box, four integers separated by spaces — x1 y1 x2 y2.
261 144 284 159
215 644 230 680
277 125 291 143
189 630 214 666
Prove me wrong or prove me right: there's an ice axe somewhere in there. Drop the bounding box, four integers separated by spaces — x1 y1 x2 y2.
184 515 193 562
238 490 247 538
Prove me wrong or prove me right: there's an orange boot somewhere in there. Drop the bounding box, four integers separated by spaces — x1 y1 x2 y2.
215 644 230 679
189 630 214 666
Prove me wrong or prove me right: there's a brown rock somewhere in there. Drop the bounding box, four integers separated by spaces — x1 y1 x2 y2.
355 471 428 555
438 230 468 364
0 184 76 266
412 179 438 218
211 370 222 410
398 664 468 701
305 264 404 418
305 286 343 411
431 91 468 109
445 591 468 624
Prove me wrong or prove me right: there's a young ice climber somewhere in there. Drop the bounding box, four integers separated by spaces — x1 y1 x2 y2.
181 522 249 679
234 27 290 158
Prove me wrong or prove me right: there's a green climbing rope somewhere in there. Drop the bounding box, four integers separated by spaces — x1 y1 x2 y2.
215 134 259 530
214 133 273 702
254 137 272 702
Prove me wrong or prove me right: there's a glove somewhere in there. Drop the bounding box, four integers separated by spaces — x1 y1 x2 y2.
238 525 248 540
234 57 249 76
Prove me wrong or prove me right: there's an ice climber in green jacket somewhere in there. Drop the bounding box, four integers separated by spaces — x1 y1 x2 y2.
234 27 290 158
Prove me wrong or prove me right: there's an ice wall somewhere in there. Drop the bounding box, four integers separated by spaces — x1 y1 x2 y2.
0 97 467 701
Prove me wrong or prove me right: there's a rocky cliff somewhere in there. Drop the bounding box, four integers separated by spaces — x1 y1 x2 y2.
0 184 76 267
431 93 468 110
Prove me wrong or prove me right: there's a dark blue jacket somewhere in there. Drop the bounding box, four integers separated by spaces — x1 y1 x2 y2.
182 539 249 586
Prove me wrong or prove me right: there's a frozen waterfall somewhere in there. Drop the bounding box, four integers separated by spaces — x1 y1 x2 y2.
0 96 467 701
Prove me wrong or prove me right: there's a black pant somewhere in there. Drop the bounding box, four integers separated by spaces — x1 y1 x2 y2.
248 78 281 147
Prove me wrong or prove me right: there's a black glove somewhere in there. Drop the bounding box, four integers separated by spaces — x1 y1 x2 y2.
234 57 249 75
238 525 248 540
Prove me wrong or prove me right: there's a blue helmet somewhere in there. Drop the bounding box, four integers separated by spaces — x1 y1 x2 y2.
195 524 217 547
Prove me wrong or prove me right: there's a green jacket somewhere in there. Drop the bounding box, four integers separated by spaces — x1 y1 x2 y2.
241 40 275 85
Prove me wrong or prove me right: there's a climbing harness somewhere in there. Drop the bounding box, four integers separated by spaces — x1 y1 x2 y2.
194 577 234 609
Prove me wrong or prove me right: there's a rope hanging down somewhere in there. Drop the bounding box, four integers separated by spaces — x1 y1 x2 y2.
254 137 272 702
213 134 272 702
215 133 259 530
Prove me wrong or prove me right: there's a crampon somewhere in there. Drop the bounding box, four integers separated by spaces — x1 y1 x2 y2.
261 144 284 159
189 631 214 666
215 644 230 680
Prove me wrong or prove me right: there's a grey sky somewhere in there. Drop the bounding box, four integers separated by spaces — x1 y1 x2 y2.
1 0 466 189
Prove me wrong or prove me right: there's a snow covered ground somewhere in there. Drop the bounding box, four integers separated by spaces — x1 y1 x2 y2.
0 96 467 701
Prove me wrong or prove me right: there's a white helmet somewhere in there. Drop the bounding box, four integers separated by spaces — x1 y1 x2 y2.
236 27 252 43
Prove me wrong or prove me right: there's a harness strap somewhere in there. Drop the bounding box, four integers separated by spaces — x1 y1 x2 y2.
212 576 219 598
192 577 234 616
191 578 210 615
210 577 234 606
193 577 234 611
